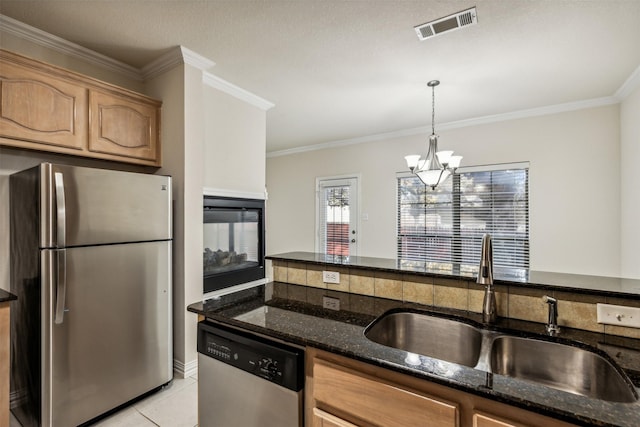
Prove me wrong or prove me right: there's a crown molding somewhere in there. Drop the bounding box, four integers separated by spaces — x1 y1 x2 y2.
202 72 275 111
0 14 142 81
267 96 618 158
614 64 640 101
1 14 274 111
139 47 185 80
180 46 216 71
140 45 216 80
437 96 617 132
0 15 219 83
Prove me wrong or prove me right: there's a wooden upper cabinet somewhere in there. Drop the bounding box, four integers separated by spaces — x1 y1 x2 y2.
0 49 162 167
0 59 88 150
89 89 159 162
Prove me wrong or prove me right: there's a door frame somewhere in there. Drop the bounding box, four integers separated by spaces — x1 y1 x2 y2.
315 174 361 257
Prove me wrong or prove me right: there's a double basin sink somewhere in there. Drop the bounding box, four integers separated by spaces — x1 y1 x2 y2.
364 310 638 403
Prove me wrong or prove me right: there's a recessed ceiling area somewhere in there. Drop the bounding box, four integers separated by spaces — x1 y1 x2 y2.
1 1 639 154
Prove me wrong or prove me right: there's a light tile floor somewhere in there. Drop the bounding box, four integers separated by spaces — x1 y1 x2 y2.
10 373 199 427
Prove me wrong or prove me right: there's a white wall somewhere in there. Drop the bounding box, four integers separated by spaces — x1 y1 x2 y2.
144 62 195 374
146 62 268 374
266 105 622 277
621 84 640 278
203 86 266 194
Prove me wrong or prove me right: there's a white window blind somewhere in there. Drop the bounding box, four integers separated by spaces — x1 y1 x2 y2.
317 179 353 257
397 164 529 273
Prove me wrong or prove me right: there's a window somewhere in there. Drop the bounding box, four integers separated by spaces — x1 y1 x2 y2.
397 163 529 274
316 177 358 258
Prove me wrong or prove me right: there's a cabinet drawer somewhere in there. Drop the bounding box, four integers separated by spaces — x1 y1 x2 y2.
313 358 458 427
312 408 359 427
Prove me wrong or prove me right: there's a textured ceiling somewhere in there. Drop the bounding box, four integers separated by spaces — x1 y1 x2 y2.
1 0 639 153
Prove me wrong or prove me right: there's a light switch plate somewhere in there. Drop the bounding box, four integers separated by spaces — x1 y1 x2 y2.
597 303 640 328
322 271 340 284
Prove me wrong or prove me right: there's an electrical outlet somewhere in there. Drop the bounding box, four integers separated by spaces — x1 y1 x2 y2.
322 271 340 284
597 303 640 328
322 296 340 311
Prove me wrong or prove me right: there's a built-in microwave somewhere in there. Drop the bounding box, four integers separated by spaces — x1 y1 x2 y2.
203 196 265 294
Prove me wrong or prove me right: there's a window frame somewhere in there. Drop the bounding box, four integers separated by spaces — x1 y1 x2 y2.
396 162 530 271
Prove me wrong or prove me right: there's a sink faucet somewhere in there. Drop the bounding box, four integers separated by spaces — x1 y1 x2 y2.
543 295 561 336
477 233 497 324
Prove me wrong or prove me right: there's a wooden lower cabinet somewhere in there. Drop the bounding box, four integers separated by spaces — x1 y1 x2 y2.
473 412 526 427
306 348 576 427
312 408 359 427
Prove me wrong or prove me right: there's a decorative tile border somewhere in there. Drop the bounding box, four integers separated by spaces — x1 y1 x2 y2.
271 259 640 338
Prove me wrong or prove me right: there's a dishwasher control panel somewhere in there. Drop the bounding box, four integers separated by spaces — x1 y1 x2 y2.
198 320 304 391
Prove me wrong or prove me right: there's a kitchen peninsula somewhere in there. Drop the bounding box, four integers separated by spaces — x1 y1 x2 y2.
188 253 640 427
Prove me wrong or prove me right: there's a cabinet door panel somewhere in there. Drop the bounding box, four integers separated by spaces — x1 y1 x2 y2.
473 412 527 427
89 89 159 163
0 61 87 149
312 408 359 427
313 358 458 427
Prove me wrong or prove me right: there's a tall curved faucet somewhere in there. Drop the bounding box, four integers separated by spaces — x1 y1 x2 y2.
477 234 497 324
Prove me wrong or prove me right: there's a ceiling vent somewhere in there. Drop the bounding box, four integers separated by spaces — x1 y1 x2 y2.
414 7 478 41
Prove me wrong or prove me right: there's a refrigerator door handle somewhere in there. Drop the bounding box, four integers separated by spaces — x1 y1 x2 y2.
54 249 67 324
54 171 66 248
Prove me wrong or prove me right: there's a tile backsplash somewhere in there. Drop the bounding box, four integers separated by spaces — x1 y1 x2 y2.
272 260 640 339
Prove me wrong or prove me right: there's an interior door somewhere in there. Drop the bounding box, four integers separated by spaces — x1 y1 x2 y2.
44 241 172 426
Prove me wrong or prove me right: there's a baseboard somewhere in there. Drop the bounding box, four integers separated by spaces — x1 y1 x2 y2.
173 358 198 379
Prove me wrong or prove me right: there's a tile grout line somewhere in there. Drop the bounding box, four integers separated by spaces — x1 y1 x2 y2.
136 409 161 427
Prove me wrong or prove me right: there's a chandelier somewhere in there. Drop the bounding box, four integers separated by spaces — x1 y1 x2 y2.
405 80 462 190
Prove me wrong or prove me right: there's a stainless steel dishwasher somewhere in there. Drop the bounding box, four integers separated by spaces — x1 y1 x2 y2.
197 320 305 427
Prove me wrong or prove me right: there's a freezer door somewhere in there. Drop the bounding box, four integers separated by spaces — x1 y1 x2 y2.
39 163 172 247
41 241 172 427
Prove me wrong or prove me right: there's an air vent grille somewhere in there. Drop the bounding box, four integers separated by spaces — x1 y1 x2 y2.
458 10 474 26
419 26 434 38
414 7 478 41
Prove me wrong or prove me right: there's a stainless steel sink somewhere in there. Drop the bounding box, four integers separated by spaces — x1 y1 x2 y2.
364 311 483 368
489 336 638 403
364 310 638 403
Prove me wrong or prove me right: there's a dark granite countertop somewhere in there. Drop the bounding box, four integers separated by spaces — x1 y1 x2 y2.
188 282 640 427
0 288 17 303
267 251 640 298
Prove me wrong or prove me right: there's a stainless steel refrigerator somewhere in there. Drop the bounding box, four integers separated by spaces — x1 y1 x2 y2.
10 163 173 427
